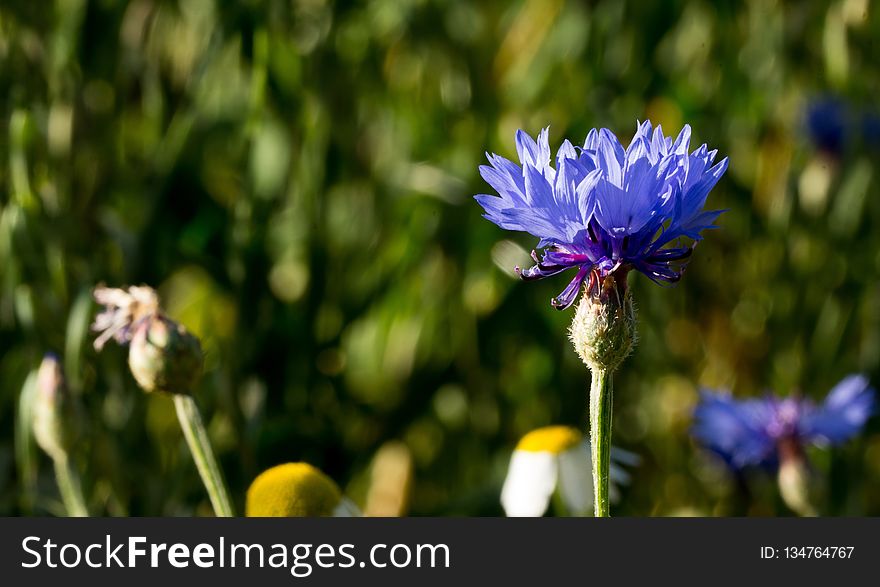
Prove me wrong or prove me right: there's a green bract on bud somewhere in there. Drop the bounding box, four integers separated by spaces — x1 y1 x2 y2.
569 270 637 372
32 354 78 462
128 314 203 395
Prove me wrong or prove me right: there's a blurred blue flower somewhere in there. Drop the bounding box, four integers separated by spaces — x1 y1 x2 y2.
861 110 880 150
804 96 849 155
475 121 728 309
692 374 875 470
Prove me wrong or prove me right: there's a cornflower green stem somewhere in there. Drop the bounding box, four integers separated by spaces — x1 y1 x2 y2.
173 394 235 517
589 368 613 517
53 456 88 517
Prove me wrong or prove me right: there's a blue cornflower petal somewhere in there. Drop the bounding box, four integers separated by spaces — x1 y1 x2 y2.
596 128 625 187
555 139 578 166
671 124 692 155
800 375 875 445
649 124 670 162
691 391 778 468
518 127 554 182
479 157 526 205
551 265 591 310
523 160 556 209
575 168 602 223
583 128 599 150
475 122 727 309
805 96 849 154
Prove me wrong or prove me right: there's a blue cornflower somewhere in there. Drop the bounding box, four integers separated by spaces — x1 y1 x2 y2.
475 121 728 309
692 375 876 471
804 96 849 155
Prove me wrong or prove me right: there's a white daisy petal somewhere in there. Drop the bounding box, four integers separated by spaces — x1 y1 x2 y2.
501 450 559 517
557 444 594 515
333 497 362 517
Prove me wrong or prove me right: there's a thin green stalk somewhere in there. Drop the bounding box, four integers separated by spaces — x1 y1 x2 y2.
589 368 613 517
53 456 88 517
173 394 235 517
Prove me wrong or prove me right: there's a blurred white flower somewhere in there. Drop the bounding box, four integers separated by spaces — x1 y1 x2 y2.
501 425 638 517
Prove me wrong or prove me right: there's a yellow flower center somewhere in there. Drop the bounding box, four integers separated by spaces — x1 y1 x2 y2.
246 462 342 517
516 425 582 454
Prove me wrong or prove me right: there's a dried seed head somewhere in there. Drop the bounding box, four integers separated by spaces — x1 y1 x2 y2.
92 285 160 350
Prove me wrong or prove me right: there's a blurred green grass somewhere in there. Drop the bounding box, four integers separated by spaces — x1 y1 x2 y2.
1 0 878 516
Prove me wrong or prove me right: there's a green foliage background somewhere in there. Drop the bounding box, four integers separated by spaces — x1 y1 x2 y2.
1 0 879 516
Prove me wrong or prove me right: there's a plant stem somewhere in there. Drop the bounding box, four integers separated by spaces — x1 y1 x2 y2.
589 367 613 517
53 456 88 517
173 394 235 517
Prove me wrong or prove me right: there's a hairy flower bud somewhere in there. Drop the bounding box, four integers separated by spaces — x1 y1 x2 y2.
128 314 203 395
32 354 78 461
246 462 360 517
569 271 637 372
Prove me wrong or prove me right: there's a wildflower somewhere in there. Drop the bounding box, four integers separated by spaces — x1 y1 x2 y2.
476 122 726 516
92 285 202 395
693 375 874 469
92 285 160 350
475 122 728 310
804 96 849 155
92 284 231 516
501 426 637 517
692 375 875 515
246 463 361 517
802 97 880 154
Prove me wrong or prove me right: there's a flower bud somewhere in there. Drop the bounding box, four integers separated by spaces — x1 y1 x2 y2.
128 314 203 395
32 354 78 462
777 438 818 517
246 462 360 517
569 271 637 372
